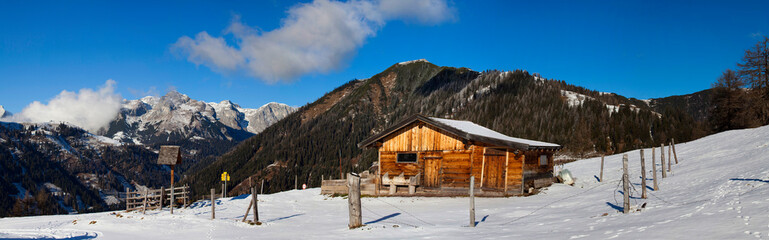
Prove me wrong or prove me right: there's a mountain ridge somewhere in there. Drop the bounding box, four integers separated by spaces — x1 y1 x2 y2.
184 60 712 198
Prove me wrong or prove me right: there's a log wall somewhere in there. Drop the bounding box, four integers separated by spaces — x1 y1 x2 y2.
376 122 555 195
381 123 466 152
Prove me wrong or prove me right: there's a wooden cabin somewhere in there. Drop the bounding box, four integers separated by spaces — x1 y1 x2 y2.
357 114 561 196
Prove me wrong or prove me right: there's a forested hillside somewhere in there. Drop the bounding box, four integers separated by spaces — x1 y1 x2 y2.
184 60 710 199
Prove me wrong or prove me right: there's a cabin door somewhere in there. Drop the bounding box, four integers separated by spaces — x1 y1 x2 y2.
422 152 442 188
483 149 506 190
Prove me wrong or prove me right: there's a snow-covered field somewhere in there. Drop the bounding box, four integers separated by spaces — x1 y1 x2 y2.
2 125 769 239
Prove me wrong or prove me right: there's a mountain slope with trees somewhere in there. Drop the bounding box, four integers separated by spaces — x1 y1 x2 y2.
184 60 711 199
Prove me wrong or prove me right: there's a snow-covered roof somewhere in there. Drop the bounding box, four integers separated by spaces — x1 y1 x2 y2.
428 117 561 149
358 114 561 150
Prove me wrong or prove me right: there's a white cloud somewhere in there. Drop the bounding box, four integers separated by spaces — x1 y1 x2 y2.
172 0 455 83
8 80 123 133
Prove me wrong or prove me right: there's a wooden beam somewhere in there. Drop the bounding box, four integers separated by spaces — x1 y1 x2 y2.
480 147 486 188
521 152 526 195
377 150 381 196
504 150 510 193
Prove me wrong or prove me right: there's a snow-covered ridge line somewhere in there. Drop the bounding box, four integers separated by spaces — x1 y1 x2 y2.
398 59 429 65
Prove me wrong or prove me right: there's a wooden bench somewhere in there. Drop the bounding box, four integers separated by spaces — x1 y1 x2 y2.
382 172 421 195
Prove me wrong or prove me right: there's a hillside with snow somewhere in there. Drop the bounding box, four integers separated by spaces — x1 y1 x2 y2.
2 124 768 239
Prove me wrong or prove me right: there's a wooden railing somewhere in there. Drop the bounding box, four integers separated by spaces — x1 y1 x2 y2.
125 185 189 212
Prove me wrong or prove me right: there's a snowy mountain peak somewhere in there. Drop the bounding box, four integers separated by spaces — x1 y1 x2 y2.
398 59 430 65
160 90 191 107
0 105 8 118
106 91 295 144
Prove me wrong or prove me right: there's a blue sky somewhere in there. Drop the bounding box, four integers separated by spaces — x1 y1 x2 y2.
1 0 768 114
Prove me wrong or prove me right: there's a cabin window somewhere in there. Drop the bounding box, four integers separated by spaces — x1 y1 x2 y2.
397 153 418 163
539 154 548 166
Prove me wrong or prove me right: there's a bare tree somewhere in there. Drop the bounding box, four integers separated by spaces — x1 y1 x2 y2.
738 36 769 123
711 69 751 131
713 69 743 89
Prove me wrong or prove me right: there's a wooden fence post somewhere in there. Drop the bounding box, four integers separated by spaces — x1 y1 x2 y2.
211 188 215 220
242 196 253 222
672 138 679 164
142 188 149 215
652 147 658 190
184 184 189 207
622 154 630 214
125 187 129 211
599 155 604 182
261 179 265 194
470 176 476 227
660 144 666 178
244 186 259 223
253 186 259 223
640 149 647 199
347 173 362 229
295 175 298 190
668 144 673 172
160 186 165 210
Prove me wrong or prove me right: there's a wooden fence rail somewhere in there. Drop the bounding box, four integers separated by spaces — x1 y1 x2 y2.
126 185 189 212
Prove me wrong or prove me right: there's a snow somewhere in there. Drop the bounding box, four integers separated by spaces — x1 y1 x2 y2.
3 125 769 239
90 134 122 146
44 183 64 195
191 136 205 141
397 59 429 65
430 117 561 148
560 90 594 107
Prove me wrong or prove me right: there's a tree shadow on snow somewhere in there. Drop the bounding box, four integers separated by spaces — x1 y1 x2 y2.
630 182 657 191
4 233 97 240
230 194 250 200
605 202 624 212
730 178 769 183
365 213 400 224
264 213 305 223
617 190 643 200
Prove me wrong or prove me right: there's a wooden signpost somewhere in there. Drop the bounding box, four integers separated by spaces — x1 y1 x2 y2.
158 145 183 214
221 172 230 198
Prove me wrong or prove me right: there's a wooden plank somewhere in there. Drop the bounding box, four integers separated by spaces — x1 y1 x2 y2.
480 147 486 188
521 153 526 194
504 150 509 192
441 169 472 174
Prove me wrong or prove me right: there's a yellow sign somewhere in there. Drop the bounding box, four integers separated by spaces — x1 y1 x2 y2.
221 172 229 181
